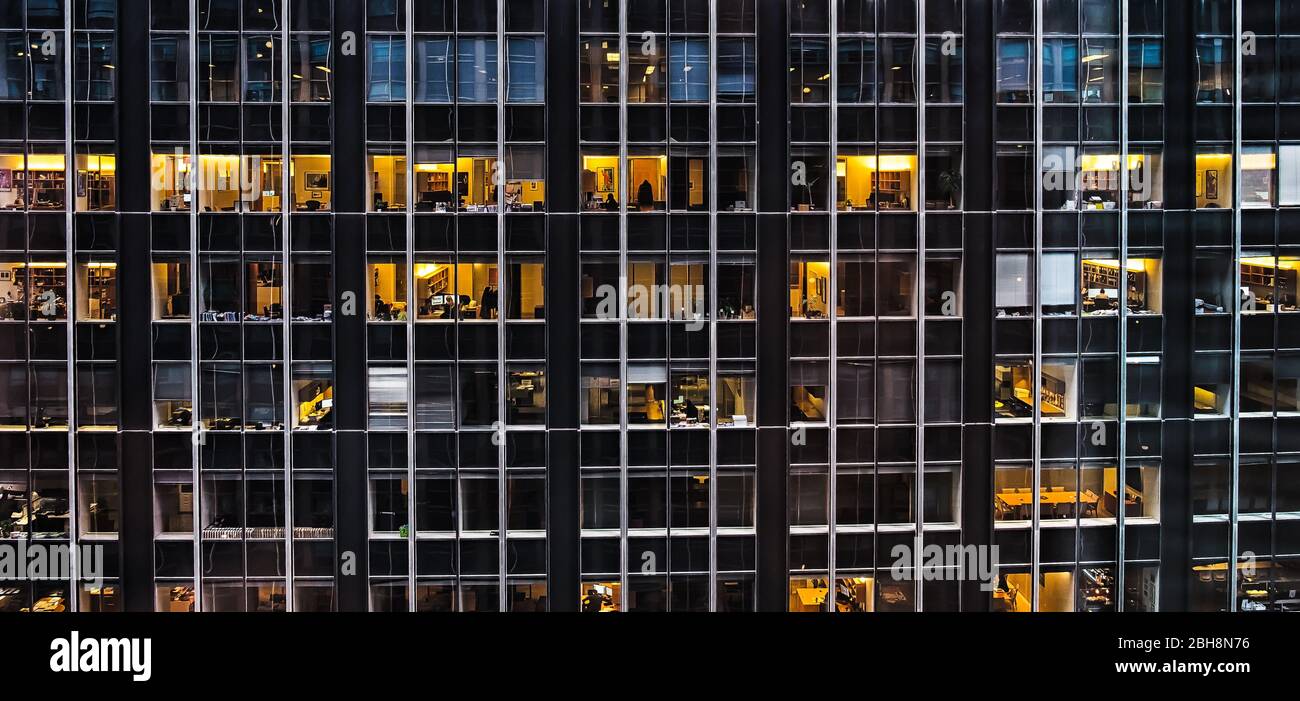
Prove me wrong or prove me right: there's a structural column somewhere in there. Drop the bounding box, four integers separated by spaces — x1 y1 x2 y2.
332 0 369 612
755 0 790 612
544 0 581 612
117 0 159 612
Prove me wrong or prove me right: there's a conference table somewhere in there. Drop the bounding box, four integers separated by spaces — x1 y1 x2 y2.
996 489 1100 518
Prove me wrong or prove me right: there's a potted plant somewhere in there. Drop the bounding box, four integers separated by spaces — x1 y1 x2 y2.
937 169 962 209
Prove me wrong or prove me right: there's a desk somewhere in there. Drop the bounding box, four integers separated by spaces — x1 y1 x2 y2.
32 595 66 612
1103 486 1143 517
795 587 828 607
997 489 1099 508
996 490 1099 519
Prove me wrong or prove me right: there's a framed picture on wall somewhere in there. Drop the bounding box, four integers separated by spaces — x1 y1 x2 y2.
1206 170 1218 200
597 167 615 193
0 169 11 191
305 172 329 190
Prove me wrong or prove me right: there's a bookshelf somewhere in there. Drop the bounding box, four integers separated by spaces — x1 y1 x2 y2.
80 171 115 211
871 170 910 208
16 170 66 209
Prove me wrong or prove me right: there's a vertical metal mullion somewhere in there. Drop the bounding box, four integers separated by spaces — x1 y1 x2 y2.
616 0 630 612
1031 0 1044 613
280 0 295 613
63 0 78 611
188 0 202 612
497 1 509 612
1116 0 1130 612
1229 0 1243 613
825 0 839 614
451 25 464 612
405 0 417 614
914 0 928 613
707 0 719 612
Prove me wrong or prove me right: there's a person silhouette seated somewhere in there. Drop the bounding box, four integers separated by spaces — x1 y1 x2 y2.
581 588 605 612
315 404 334 430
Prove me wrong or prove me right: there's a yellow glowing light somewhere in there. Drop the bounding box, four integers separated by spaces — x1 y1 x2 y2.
1085 259 1149 273
1080 154 1144 171
24 154 67 171
415 263 447 279
1242 152 1276 170
606 52 621 63
1242 256 1297 270
80 155 116 173
1196 153 1233 167
837 154 916 172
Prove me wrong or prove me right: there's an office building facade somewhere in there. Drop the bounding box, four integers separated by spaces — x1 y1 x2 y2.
0 0 1297 613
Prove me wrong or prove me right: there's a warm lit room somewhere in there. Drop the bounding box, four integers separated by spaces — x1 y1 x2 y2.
75 153 116 211
368 151 407 212
151 150 192 211
291 154 332 211
413 261 499 320
716 365 755 428
1194 150 1232 209
789 258 831 318
0 261 66 321
993 361 1034 419
367 261 408 321
668 369 710 428
74 259 118 322
836 153 917 211
581 152 620 211
455 151 500 211
625 153 666 211
196 153 283 212
993 361 1076 420
1081 257 1163 315
1240 255 1299 313
413 153 457 212
505 147 546 212
0 151 67 210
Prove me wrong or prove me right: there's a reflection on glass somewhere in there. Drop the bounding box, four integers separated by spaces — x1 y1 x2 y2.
790 258 830 319
76 260 117 321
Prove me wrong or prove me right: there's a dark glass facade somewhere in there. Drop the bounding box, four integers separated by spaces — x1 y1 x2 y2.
0 0 1297 613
